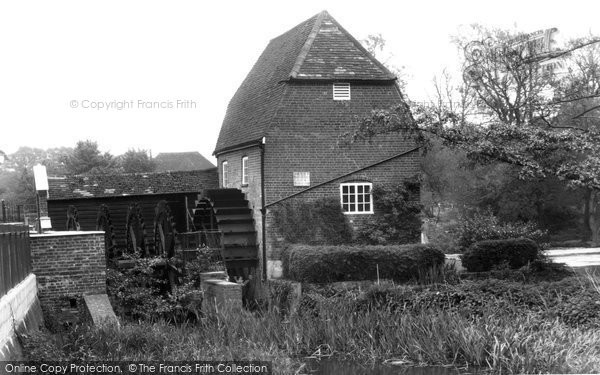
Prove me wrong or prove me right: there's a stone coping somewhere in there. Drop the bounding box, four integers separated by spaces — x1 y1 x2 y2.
30 230 104 238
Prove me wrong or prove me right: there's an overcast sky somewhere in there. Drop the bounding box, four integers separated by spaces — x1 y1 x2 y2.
1 0 598 163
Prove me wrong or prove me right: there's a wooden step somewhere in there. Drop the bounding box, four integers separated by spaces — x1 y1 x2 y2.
211 200 250 208
215 207 252 216
221 245 258 259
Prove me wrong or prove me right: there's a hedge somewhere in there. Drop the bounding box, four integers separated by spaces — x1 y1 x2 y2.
282 244 445 283
460 237 540 272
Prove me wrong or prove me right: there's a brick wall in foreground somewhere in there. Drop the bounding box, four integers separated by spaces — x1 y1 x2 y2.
30 231 106 308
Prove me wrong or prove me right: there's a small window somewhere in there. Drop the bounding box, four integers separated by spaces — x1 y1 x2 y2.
293 172 310 187
242 156 248 185
333 83 351 100
340 182 373 214
222 161 228 187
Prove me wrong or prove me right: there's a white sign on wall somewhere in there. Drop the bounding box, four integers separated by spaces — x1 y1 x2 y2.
33 164 49 191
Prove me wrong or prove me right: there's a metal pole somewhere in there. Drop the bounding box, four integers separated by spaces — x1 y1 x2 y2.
1 200 5 222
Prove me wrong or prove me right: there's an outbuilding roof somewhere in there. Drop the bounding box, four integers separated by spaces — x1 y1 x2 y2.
47 169 218 200
154 152 215 172
214 10 396 154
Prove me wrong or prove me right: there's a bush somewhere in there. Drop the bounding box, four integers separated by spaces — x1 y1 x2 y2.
272 197 353 245
283 244 444 283
453 208 548 252
461 238 540 272
355 181 422 245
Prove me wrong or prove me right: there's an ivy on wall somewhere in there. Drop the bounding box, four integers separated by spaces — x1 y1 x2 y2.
355 181 422 245
272 197 353 245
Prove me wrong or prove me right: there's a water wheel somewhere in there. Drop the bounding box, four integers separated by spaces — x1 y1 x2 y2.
126 203 147 256
96 204 117 258
154 200 176 258
66 205 80 231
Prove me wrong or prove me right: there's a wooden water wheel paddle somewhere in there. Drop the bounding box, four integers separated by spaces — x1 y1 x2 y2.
126 203 146 256
96 204 117 258
154 200 176 258
66 205 81 231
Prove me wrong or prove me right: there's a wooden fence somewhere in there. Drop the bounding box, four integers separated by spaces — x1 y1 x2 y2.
0 223 31 297
1 200 37 224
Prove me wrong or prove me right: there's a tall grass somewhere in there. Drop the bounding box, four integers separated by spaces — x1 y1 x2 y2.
24 296 600 374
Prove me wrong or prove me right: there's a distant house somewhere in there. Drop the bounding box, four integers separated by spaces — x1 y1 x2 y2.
214 11 421 278
154 152 215 172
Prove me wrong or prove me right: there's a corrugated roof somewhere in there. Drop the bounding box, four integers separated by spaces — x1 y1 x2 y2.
214 11 396 154
154 152 215 171
48 169 218 200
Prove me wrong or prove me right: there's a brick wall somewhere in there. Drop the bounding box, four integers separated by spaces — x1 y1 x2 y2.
263 81 420 261
217 81 421 273
30 231 106 309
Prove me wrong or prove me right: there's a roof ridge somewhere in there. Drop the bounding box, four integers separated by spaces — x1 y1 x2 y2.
289 11 327 79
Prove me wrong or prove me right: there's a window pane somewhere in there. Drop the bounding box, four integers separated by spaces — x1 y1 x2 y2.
357 203 364 212
358 185 363 194
349 195 355 203
365 185 371 194
342 195 348 203
342 186 348 194
365 203 371 212
358 194 363 203
349 185 355 194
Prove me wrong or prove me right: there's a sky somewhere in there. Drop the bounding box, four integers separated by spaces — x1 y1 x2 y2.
1 0 598 164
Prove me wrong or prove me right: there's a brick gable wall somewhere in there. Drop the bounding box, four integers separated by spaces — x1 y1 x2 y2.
217 81 421 275
262 81 420 261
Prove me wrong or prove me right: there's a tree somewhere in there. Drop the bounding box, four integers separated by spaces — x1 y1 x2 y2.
350 27 600 244
362 33 407 90
118 149 156 173
63 140 115 175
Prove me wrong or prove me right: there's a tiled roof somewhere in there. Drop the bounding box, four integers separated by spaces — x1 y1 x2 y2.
154 152 215 171
48 169 218 200
214 11 396 154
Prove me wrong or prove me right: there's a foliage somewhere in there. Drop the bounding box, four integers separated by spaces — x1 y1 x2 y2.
453 208 548 251
355 182 422 245
106 255 213 323
461 238 540 272
118 148 156 173
21 275 600 373
272 197 353 245
63 140 115 175
349 27 600 244
268 279 299 316
283 244 444 283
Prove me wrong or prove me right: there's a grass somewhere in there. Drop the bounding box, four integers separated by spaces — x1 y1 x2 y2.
21 274 600 374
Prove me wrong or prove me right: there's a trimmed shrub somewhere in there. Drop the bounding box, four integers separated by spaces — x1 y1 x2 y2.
283 244 444 283
453 208 548 252
461 238 540 272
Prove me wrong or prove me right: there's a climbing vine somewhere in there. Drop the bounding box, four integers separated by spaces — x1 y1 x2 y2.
355 181 422 245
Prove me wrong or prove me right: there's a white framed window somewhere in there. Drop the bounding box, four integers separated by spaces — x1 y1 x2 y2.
222 161 228 187
293 171 310 187
340 182 373 214
241 156 248 185
333 83 351 100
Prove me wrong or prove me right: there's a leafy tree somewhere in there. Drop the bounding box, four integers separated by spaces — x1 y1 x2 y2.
350 27 600 244
63 140 115 175
118 149 156 173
